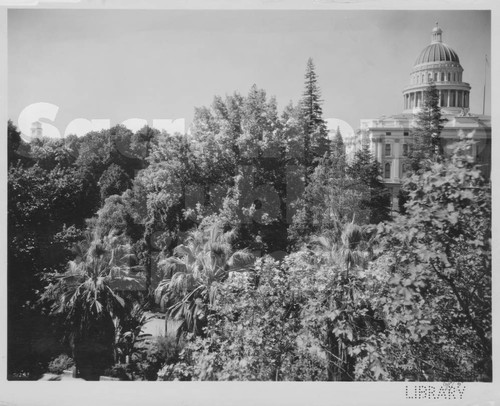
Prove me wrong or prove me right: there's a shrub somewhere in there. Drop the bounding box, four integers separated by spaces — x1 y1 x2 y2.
48 354 74 374
130 336 185 381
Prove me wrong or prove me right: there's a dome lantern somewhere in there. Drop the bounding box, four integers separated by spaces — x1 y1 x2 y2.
432 22 443 43
414 25 459 66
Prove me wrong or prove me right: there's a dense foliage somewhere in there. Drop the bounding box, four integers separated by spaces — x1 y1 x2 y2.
7 62 491 381
375 135 491 380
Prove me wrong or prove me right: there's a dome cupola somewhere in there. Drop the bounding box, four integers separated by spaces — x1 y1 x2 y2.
414 23 460 66
402 23 471 115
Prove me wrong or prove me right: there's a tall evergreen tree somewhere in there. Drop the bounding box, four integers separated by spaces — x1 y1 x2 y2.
400 81 447 211
332 126 345 157
409 81 446 172
297 58 330 237
330 126 346 174
300 58 329 185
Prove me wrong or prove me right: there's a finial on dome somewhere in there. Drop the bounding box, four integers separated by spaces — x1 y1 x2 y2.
432 23 443 43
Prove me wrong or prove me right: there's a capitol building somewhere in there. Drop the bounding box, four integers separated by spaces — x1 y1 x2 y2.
347 24 491 210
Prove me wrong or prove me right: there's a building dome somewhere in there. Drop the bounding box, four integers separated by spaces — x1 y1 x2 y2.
414 42 460 66
402 23 471 115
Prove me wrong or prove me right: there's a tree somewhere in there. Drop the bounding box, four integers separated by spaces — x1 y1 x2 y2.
72 125 142 219
373 135 491 381
293 58 331 239
347 145 391 224
308 223 377 381
409 81 446 172
41 232 144 380
331 126 345 158
98 163 132 203
160 257 327 381
7 153 101 378
89 194 142 242
288 152 362 245
190 86 290 254
239 85 289 253
8 120 21 166
300 58 330 183
8 163 87 313
25 137 76 171
130 125 160 161
133 152 184 297
154 224 254 340
197 92 245 177
289 143 387 245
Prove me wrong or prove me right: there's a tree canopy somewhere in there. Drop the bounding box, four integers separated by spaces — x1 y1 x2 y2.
7 59 491 382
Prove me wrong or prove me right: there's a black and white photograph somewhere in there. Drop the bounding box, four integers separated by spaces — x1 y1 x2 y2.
1 1 497 405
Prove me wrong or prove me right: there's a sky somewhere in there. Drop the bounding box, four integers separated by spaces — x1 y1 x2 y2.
7 9 491 139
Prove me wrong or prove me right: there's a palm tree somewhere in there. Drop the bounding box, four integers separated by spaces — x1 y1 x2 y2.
42 230 144 380
338 222 375 277
154 224 255 340
313 221 375 381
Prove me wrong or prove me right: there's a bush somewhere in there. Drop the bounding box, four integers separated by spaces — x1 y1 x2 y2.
48 354 74 374
124 336 185 381
153 336 184 365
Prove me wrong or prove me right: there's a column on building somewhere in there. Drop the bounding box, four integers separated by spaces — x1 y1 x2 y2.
376 137 383 163
393 140 400 180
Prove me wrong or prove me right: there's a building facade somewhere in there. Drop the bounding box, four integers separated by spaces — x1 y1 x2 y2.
352 24 491 210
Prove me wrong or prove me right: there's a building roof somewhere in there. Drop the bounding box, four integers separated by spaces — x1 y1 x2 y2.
414 42 460 66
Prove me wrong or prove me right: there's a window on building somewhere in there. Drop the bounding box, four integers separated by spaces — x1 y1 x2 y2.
385 143 391 156
447 72 451 81
402 144 409 156
404 131 409 136
384 163 391 179
385 131 391 136
441 72 445 81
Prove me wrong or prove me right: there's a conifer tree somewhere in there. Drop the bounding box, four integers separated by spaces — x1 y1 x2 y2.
409 81 446 172
332 125 344 150
300 58 329 185
400 81 447 211
347 145 391 224
327 126 346 182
